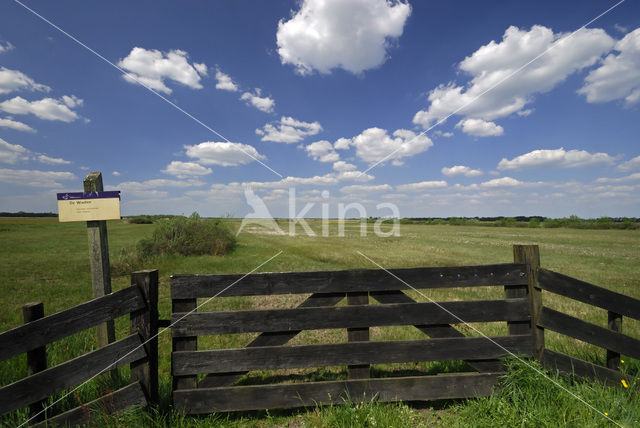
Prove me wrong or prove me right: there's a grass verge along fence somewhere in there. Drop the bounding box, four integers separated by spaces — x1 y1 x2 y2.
170 248 538 414
0 270 158 426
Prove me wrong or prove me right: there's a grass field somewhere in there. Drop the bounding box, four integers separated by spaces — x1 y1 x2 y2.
1 217 639 426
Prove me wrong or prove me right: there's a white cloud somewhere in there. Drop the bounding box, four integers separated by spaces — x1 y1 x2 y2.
0 67 51 95
305 140 339 162
396 180 447 192
117 47 207 94
413 25 614 129
37 154 71 165
441 165 483 177
498 148 615 170
579 28 640 105
0 168 76 187
0 138 29 164
617 155 640 171
184 141 266 166
0 138 71 165
256 116 322 143
0 41 14 54
276 0 411 75
480 177 524 187
240 89 275 113
455 118 503 137
595 173 640 183
0 117 35 132
193 63 208 76
215 68 238 92
118 178 205 191
333 160 357 172
336 128 433 165
112 171 121 176
340 184 392 194
0 96 82 122
162 161 212 178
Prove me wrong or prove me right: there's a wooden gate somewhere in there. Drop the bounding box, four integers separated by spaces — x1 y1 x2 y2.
170 249 538 413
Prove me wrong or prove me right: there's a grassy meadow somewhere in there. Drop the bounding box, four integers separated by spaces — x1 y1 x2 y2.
1 217 639 426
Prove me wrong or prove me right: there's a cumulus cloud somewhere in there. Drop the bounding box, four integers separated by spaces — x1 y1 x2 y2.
117 47 208 94
0 117 35 133
256 116 322 143
579 28 640 105
595 172 640 183
413 25 614 129
441 165 483 177
37 154 71 165
0 96 82 122
240 89 275 113
480 177 525 187
0 138 29 164
305 140 339 162
215 68 239 92
0 67 51 95
335 127 433 165
617 155 640 171
340 184 392 194
0 137 71 165
184 141 266 166
162 161 212 178
455 118 503 137
276 0 411 75
333 160 357 172
396 180 447 192
0 168 76 187
498 148 615 170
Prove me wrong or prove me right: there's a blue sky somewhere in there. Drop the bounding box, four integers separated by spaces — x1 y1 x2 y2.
0 0 639 218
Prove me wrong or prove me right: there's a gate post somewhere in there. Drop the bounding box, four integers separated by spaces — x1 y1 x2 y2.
130 269 159 405
513 245 544 361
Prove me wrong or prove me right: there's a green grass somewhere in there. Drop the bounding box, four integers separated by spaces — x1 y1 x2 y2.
1 218 639 426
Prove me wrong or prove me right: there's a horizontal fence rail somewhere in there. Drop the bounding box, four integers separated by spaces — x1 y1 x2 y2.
0 286 145 362
173 335 532 375
171 263 527 298
171 298 530 336
174 373 504 413
538 269 640 320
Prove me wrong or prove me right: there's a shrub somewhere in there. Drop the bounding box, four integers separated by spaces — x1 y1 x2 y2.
137 212 235 257
126 215 154 224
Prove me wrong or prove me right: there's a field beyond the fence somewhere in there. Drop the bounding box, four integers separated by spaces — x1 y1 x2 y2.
1 217 639 426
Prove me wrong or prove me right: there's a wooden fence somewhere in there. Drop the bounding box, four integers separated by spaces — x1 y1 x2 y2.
0 270 158 426
537 268 640 385
170 247 540 414
3 244 639 422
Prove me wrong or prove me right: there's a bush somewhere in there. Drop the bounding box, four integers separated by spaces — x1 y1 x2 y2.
137 212 235 257
126 215 154 224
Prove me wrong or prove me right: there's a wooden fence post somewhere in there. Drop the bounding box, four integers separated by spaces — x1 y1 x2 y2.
22 302 47 422
607 312 622 370
130 270 159 405
347 292 370 379
172 297 198 394
513 245 544 361
84 172 116 349
22 302 46 422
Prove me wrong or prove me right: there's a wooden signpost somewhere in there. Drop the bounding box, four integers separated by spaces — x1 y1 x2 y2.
57 172 121 349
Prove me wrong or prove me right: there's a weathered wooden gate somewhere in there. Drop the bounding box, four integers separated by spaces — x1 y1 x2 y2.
170 248 539 413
